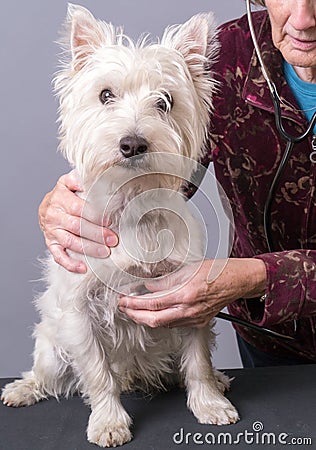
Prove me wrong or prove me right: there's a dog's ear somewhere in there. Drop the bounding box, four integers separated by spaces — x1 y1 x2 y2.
66 4 115 72
161 13 218 73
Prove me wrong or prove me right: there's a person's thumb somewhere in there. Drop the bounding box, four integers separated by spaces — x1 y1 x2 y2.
144 274 175 292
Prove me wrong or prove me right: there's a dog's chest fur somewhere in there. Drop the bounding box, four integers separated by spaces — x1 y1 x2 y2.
41 177 201 390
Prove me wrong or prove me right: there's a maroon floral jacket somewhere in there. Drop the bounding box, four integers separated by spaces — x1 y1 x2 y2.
194 11 316 361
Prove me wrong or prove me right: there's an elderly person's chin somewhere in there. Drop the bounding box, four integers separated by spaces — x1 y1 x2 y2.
278 30 316 67
282 39 316 70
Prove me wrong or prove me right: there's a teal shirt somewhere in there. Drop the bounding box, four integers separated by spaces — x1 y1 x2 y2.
283 60 316 134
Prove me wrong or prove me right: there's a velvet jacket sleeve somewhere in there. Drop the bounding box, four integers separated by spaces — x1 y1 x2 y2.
252 251 316 327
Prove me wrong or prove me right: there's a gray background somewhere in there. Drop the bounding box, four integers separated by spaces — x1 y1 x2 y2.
0 0 247 377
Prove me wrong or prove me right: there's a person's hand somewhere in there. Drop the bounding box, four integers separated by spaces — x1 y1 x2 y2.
38 170 118 273
118 258 267 328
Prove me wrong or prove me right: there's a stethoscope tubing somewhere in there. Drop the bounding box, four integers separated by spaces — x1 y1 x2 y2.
216 312 295 341
264 92 316 252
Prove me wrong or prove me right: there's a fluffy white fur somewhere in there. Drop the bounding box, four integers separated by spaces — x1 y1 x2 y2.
1 4 238 447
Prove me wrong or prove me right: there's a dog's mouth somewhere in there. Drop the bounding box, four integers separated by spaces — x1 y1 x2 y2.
118 154 151 170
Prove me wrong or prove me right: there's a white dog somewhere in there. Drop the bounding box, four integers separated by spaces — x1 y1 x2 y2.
2 4 238 447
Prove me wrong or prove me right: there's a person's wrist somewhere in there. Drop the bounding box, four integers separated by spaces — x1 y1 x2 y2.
243 258 267 299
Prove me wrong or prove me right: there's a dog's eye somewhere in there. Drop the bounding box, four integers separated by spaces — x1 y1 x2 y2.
156 92 173 113
99 89 115 104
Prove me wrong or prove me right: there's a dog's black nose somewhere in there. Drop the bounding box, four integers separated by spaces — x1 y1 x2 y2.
120 136 149 158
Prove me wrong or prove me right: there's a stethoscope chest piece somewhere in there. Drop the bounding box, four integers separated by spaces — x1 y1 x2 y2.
310 136 316 163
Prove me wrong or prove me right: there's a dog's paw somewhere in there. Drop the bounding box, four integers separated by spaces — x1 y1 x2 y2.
87 424 132 448
1 378 44 407
191 398 239 425
213 369 233 394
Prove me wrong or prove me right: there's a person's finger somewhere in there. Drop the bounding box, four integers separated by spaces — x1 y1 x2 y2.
144 263 203 293
58 170 83 192
118 289 184 310
74 198 112 227
38 187 83 234
48 243 87 273
41 187 117 247
47 229 111 258
119 305 186 328
53 210 118 247
121 295 217 327
46 183 111 228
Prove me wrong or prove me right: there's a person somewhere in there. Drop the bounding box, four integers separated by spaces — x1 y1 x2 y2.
38 0 316 367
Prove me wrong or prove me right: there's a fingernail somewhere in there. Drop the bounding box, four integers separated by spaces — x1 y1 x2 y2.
119 296 127 305
77 263 87 273
105 235 118 247
97 247 110 257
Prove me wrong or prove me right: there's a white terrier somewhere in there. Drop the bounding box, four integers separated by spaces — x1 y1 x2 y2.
2 4 238 447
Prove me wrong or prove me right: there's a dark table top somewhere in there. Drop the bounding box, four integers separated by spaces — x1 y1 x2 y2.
0 365 315 450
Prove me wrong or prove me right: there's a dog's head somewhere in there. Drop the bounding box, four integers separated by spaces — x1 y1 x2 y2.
55 4 218 189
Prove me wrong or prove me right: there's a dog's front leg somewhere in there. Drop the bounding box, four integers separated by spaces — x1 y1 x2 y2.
180 326 239 425
62 310 132 447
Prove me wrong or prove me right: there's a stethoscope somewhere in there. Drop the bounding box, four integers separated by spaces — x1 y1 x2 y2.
217 1 316 342
245 0 316 253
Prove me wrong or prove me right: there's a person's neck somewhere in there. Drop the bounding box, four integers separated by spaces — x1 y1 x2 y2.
293 66 316 83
